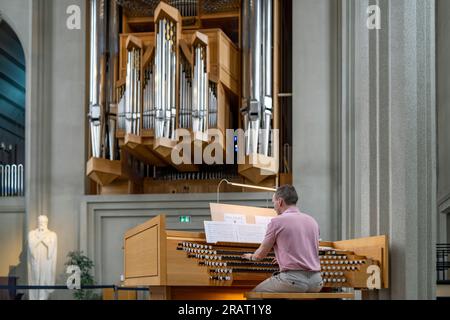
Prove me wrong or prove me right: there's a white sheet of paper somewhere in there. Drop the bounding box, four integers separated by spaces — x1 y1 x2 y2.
254 215 274 226
235 224 267 243
223 213 247 224
204 221 237 243
204 221 268 244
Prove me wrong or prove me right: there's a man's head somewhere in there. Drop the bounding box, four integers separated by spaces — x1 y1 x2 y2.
272 185 298 214
38 215 48 231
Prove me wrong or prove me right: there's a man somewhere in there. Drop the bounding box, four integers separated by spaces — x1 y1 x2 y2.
242 185 323 293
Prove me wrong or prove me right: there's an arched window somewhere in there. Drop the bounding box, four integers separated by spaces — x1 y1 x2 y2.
0 20 25 196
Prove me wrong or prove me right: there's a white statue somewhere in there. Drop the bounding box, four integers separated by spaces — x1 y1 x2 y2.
27 215 57 300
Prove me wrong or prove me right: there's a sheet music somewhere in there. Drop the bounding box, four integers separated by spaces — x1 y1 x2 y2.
223 213 247 224
235 224 267 243
204 221 237 243
254 215 274 227
204 221 267 244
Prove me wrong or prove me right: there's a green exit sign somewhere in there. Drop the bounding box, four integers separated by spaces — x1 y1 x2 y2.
179 216 191 223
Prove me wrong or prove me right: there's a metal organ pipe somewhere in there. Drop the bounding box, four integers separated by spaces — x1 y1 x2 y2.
162 20 167 138
155 18 178 139
179 57 192 130
262 0 273 157
251 0 262 104
89 0 121 159
263 0 273 97
241 0 274 156
107 0 119 160
124 45 142 136
248 0 262 156
117 85 125 130
208 83 217 128
166 20 170 138
89 0 107 158
143 63 155 130
155 20 162 137
201 47 208 132
136 49 142 135
0 164 24 197
192 44 208 133
192 46 199 132
171 30 177 140
125 50 132 134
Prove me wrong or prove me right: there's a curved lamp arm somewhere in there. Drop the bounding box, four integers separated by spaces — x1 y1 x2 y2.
217 179 230 203
217 179 277 203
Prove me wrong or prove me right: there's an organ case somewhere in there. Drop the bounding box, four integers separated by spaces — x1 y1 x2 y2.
86 0 284 196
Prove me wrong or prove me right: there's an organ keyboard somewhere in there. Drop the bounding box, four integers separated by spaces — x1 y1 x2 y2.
123 214 388 300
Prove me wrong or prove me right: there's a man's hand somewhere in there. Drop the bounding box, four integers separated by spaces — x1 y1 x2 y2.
242 253 253 261
272 257 278 265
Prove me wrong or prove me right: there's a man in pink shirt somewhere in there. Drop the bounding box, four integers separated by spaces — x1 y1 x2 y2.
242 185 323 292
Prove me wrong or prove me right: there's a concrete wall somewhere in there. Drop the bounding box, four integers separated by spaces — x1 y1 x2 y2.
45 0 86 294
349 0 436 299
437 0 450 243
293 0 437 299
0 0 86 298
292 0 339 241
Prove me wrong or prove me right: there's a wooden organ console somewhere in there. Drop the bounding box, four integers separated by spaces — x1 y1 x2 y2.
122 213 389 300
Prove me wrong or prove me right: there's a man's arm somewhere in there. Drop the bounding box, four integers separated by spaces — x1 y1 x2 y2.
242 221 277 261
242 242 273 261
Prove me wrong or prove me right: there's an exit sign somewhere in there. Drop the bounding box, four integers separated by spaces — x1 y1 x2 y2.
179 216 191 223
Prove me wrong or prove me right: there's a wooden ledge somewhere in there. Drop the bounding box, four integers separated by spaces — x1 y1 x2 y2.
86 157 122 186
122 133 164 165
244 292 355 300
154 137 199 172
238 154 278 184
154 1 182 24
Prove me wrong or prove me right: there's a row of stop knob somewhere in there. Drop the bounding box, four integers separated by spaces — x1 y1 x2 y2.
320 255 346 260
210 276 231 281
210 268 233 274
322 265 359 271
181 242 213 250
189 253 222 260
183 247 216 255
203 261 228 267
323 278 346 283
321 271 345 277
321 260 365 265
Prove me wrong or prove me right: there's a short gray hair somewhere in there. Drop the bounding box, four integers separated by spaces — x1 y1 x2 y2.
274 185 298 205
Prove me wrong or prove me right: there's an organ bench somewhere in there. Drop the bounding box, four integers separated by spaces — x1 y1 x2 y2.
244 292 355 300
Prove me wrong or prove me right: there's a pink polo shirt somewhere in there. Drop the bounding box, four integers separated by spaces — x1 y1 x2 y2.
261 207 321 272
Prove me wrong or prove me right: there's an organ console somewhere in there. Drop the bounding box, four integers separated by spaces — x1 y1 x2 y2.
122 209 389 300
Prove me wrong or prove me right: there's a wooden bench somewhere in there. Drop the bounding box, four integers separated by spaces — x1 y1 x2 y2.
245 292 355 300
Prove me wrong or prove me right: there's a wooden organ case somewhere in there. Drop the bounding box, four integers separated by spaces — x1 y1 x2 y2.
123 214 389 300
86 0 291 196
